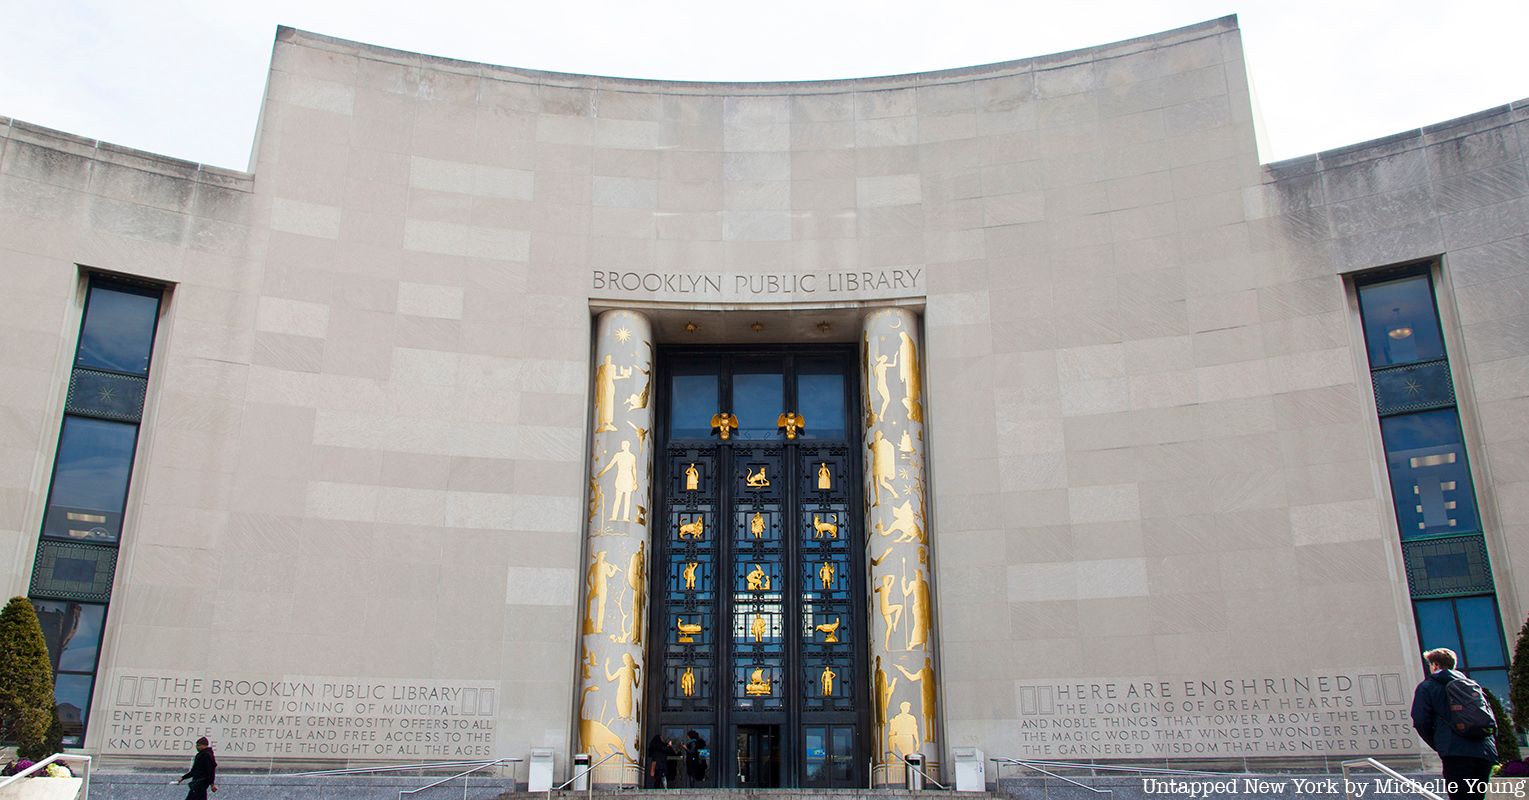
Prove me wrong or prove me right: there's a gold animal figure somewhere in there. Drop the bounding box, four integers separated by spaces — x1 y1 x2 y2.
812 514 839 539
710 412 738 440
744 466 770 487
677 516 705 540
776 411 805 439
677 618 702 643
874 500 924 543
815 617 841 643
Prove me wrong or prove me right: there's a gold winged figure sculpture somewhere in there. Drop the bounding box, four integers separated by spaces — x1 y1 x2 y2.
776 411 805 440
710 412 738 440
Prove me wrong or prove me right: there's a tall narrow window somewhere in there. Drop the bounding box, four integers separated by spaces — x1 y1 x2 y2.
1355 266 1506 695
30 276 163 746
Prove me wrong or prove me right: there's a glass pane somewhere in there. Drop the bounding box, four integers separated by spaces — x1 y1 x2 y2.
1471 668 1509 707
804 726 826 781
34 601 106 672
671 373 718 439
732 369 783 440
798 372 846 439
1380 410 1480 537
1414 599 1461 659
43 416 138 543
54 672 94 745
831 726 854 781
1456 596 1506 668
76 284 160 375
1358 275 1445 367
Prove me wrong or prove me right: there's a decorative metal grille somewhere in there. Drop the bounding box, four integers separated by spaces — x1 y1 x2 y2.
1403 535 1495 597
66 368 148 422
1372 360 1455 417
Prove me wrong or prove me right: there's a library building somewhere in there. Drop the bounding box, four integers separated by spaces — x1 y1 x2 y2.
0 14 1525 788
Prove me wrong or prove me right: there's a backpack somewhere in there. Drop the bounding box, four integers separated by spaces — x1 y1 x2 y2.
1444 675 1496 739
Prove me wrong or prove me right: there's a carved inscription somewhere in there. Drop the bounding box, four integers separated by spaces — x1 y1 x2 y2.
590 268 924 301
1012 673 1418 758
101 673 499 759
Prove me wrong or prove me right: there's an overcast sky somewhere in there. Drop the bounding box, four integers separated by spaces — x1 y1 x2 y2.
2 0 1525 171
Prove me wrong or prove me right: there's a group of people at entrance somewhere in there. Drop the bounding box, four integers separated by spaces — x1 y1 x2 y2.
645 730 707 789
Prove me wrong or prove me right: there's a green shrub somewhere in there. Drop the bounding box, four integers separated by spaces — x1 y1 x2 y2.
1512 614 1529 734
0 598 56 760
1487 686 1522 763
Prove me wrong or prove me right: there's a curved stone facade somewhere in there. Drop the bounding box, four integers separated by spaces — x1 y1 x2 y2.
0 14 1525 778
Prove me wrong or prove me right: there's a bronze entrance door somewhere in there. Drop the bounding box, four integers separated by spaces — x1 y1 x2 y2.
647 347 866 788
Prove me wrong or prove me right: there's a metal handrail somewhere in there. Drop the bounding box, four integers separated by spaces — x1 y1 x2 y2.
399 757 523 800
990 757 1112 794
548 751 640 800
0 753 92 797
866 755 948 790
1341 758 1444 800
292 758 511 777
991 757 1250 781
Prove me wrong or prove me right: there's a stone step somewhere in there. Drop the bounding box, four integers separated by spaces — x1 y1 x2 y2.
996 773 1444 800
500 792 994 800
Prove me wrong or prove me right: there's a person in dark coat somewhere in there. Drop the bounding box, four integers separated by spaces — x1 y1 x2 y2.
174 736 217 799
1411 648 1497 800
683 729 707 785
645 733 676 788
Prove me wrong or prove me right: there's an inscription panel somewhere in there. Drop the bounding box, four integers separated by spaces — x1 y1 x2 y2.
100 672 499 759
1011 672 1419 759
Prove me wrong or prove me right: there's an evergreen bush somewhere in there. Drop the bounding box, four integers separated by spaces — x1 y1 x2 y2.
1512 614 1529 734
0 598 56 761
1487 686 1522 763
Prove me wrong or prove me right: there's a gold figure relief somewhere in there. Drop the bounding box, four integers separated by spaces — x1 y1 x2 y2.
625 345 652 411
677 617 701 643
598 441 639 522
818 561 836 590
776 411 805 440
593 354 633 433
817 462 832 490
873 657 898 759
744 466 770 488
899 430 916 457
898 329 924 422
680 666 696 698
862 332 876 428
895 657 938 743
745 668 772 697
874 500 924 544
811 514 839 539
583 550 620 635
682 561 699 591
815 617 841 643
617 542 646 645
868 430 898 507
684 463 699 491
745 563 771 591
902 558 932 651
874 574 904 650
888 700 920 756
677 515 704 540
604 653 640 720
750 613 768 643
750 511 765 538
820 665 837 697
710 412 738 440
871 346 898 422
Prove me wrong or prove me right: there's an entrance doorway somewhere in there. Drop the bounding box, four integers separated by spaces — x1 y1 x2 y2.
646 346 867 788
735 724 781 787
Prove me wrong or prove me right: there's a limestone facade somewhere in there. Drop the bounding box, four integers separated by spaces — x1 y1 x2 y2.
0 15 1525 773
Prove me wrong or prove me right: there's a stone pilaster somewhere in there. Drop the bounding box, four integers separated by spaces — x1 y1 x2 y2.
862 307 940 785
575 310 654 784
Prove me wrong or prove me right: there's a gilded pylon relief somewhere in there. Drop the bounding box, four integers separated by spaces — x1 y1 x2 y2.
862 308 938 780
577 310 654 769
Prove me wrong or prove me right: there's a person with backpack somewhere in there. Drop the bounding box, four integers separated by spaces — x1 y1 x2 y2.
683 730 708 786
1411 648 1498 800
